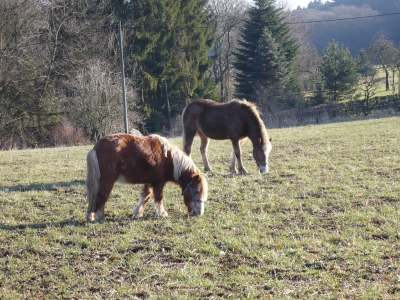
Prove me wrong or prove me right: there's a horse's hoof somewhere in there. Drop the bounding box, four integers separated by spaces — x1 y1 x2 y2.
133 206 144 217
86 212 96 222
160 211 168 217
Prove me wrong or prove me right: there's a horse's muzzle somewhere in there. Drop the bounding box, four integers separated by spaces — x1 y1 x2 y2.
259 165 269 173
188 199 204 216
190 210 203 216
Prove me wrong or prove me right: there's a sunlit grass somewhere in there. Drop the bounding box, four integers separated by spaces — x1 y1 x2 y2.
0 116 399 299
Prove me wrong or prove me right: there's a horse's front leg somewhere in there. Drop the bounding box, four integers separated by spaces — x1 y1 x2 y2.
231 140 248 175
133 184 153 218
152 184 168 217
199 133 213 172
229 150 237 173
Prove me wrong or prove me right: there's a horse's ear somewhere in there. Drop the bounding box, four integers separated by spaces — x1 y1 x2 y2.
192 174 201 183
269 138 272 143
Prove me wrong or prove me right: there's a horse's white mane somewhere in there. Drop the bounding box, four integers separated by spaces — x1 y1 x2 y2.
230 98 269 144
149 134 199 181
171 146 198 181
149 134 170 157
130 128 143 136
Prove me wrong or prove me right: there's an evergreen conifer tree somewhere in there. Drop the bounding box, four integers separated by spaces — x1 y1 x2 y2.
320 40 358 102
253 29 289 88
114 0 215 128
233 0 298 102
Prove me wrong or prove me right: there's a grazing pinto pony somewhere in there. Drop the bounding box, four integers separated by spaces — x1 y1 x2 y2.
86 133 208 221
182 99 272 174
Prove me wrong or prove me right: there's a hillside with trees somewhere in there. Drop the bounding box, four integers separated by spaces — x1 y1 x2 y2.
296 0 400 55
0 0 215 148
0 0 399 149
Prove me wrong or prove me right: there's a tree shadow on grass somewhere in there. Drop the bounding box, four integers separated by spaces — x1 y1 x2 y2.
0 180 85 192
0 219 88 230
0 214 157 231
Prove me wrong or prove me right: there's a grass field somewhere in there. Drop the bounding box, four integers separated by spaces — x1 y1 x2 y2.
1 116 400 299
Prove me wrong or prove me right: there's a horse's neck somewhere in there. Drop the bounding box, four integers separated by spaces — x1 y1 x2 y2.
247 118 264 146
177 173 192 191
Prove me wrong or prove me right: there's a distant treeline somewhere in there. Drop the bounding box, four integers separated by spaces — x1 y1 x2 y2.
266 94 400 128
297 0 400 54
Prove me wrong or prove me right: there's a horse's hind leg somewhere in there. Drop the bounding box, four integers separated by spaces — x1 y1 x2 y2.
133 184 153 218
199 132 213 172
152 184 168 217
94 180 114 221
182 125 196 156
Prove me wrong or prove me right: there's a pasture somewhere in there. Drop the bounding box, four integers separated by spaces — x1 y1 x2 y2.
1 116 399 299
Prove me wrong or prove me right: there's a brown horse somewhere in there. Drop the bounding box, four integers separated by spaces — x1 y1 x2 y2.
86 133 208 221
182 99 272 174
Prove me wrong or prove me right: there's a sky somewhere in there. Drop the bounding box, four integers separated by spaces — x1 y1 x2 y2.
284 0 312 9
248 0 331 10
282 0 334 10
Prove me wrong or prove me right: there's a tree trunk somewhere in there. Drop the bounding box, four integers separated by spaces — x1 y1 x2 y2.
398 69 400 93
385 70 390 91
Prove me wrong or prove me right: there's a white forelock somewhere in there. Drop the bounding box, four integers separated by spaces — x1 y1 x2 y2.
171 146 197 181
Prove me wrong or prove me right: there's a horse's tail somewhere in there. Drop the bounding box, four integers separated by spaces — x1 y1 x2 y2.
86 149 100 221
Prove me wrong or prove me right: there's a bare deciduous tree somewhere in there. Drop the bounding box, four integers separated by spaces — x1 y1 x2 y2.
0 0 118 148
369 31 398 91
208 0 249 102
396 43 400 93
286 8 319 93
66 60 142 142
357 50 379 106
0 0 44 148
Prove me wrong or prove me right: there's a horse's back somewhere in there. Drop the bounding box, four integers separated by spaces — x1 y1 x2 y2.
93 133 170 184
183 99 217 119
183 98 246 121
183 99 246 140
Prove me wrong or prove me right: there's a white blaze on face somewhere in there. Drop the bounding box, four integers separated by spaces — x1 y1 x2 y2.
259 143 272 173
197 199 205 215
189 200 204 216
187 183 205 215
199 202 205 215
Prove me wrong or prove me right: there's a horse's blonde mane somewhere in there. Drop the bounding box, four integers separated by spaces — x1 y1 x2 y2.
171 145 208 201
230 98 269 144
170 145 199 181
148 134 199 179
149 134 171 157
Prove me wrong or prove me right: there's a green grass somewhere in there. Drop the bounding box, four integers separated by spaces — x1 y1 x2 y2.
1 116 400 299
